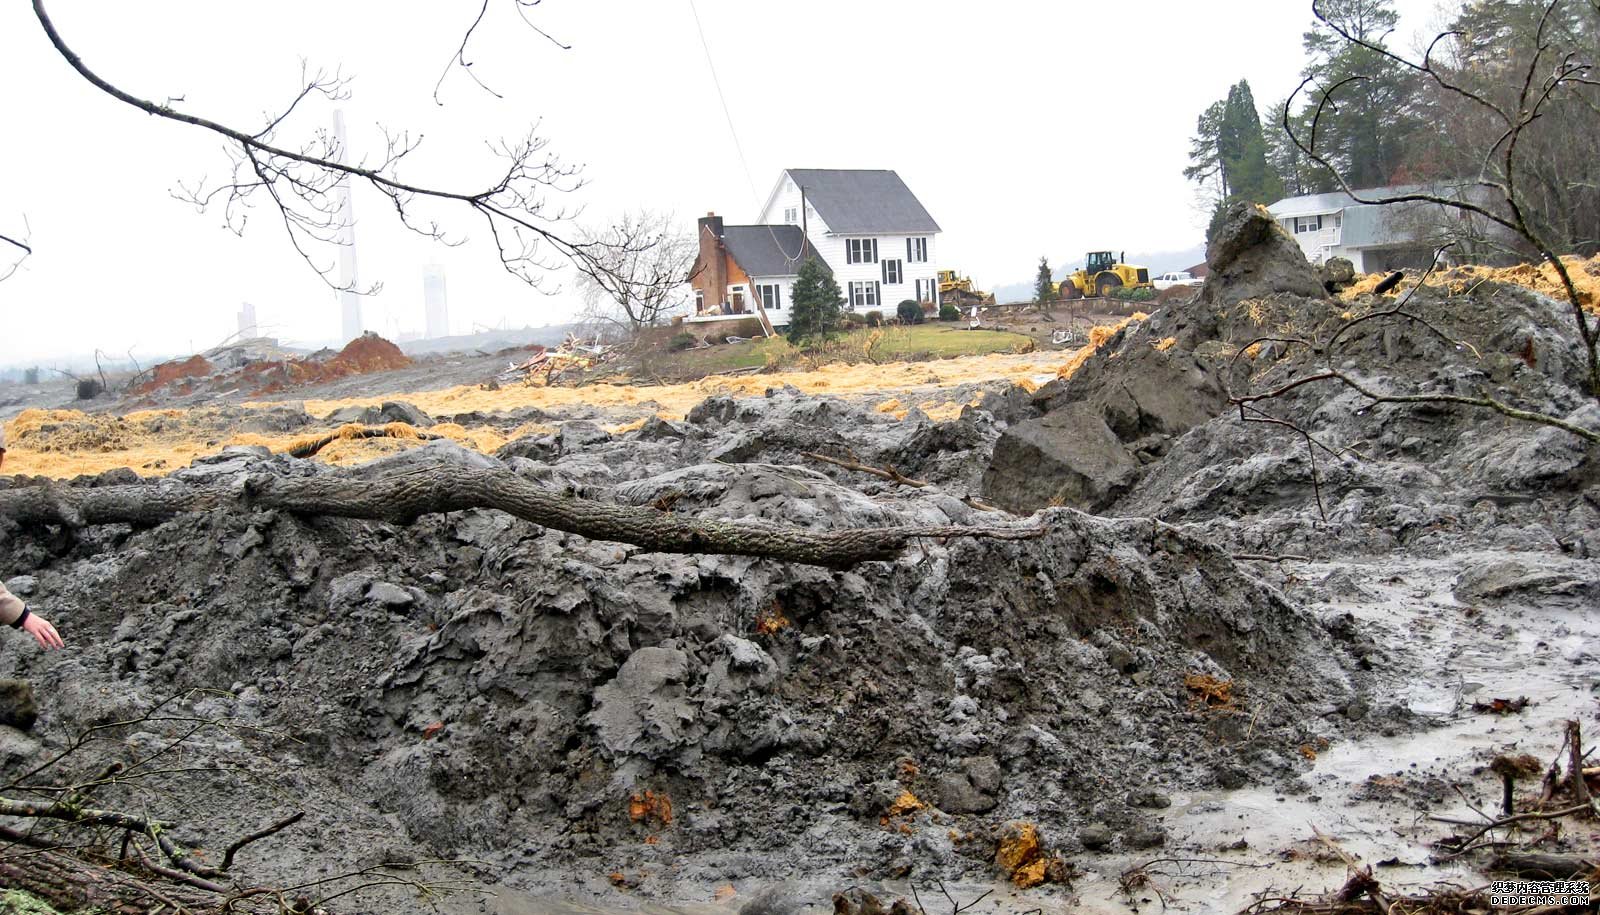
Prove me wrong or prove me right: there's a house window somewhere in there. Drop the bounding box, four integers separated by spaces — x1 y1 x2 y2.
757 282 781 311
915 278 936 302
882 259 903 285
846 238 879 264
848 280 880 310
694 290 705 314
1294 215 1323 234
906 237 928 263
783 207 797 225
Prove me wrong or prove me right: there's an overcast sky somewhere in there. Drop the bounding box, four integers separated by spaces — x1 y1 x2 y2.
0 0 1443 365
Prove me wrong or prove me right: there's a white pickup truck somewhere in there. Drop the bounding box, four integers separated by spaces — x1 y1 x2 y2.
1152 271 1203 291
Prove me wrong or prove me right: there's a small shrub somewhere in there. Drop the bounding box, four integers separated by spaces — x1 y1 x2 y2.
842 311 868 328
939 303 960 321
865 310 884 328
1110 286 1157 303
897 299 923 325
667 332 696 352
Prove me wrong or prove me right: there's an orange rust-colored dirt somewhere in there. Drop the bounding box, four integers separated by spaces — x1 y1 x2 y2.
628 790 673 828
995 821 1067 888
136 355 214 395
253 334 412 395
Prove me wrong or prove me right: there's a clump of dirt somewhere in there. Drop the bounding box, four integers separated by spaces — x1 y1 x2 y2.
135 354 214 395
252 333 412 395
130 333 414 400
995 822 1068 888
1054 313 1148 381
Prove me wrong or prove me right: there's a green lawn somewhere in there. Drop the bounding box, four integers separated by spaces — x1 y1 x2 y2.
641 322 1034 379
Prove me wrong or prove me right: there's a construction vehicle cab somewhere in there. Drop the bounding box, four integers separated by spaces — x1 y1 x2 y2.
1057 250 1154 299
937 268 994 308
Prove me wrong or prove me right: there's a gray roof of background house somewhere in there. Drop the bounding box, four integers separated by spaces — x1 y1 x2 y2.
1339 205 1397 249
784 169 941 234
1269 182 1483 248
721 225 831 278
1267 182 1471 218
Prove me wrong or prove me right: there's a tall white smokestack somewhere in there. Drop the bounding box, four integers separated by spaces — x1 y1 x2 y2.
333 109 362 342
423 264 449 339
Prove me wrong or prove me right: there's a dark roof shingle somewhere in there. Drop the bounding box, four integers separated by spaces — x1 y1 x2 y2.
721 225 830 278
784 169 940 234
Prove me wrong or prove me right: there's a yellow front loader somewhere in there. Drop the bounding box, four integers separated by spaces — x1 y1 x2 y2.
1056 251 1153 299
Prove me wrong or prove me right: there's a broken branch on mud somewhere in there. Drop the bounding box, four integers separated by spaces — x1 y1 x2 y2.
0 465 1045 569
802 450 1004 512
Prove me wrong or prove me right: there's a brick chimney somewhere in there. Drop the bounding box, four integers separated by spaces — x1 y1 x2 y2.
696 212 726 314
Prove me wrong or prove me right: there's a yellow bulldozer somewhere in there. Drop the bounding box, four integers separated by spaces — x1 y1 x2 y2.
937 268 995 308
1056 251 1154 299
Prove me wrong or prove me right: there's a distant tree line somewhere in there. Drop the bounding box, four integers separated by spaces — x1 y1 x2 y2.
1186 0 1599 258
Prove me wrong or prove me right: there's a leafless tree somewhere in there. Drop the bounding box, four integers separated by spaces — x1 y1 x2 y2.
26 0 642 298
573 211 700 339
1285 0 1600 405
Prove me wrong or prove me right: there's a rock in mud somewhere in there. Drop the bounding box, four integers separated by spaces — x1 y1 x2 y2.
1202 202 1327 306
0 680 37 731
981 402 1138 512
1077 822 1114 850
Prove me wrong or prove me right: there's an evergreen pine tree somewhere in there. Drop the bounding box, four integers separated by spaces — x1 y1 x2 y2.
1034 256 1055 304
787 257 843 347
1298 0 1420 189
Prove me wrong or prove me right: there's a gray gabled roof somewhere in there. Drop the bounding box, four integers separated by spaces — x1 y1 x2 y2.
784 169 941 235
721 225 831 278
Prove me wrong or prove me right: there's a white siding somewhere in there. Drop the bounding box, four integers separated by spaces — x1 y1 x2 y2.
828 234 940 311
760 176 830 238
1276 212 1369 271
749 274 797 327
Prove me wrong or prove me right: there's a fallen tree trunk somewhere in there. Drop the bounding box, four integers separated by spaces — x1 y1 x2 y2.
0 837 228 914
1489 852 1597 879
0 465 1044 569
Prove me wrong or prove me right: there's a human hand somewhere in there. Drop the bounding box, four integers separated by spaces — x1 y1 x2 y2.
21 613 63 650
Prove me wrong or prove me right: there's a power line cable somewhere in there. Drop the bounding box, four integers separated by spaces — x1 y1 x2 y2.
684 0 802 263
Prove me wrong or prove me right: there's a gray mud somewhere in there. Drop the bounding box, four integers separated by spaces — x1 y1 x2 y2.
0 204 1596 913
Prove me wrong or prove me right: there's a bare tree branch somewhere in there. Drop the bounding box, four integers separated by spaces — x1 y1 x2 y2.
0 216 31 283
29 0 637 299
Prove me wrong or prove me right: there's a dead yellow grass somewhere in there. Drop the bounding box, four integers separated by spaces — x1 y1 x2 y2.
1056 313 1149 381
268 350 1064 421
1341 253 1600 311
6 349 1067 480
0 409 559 479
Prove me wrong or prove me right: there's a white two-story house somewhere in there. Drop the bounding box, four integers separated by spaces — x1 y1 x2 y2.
759 168 942 314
